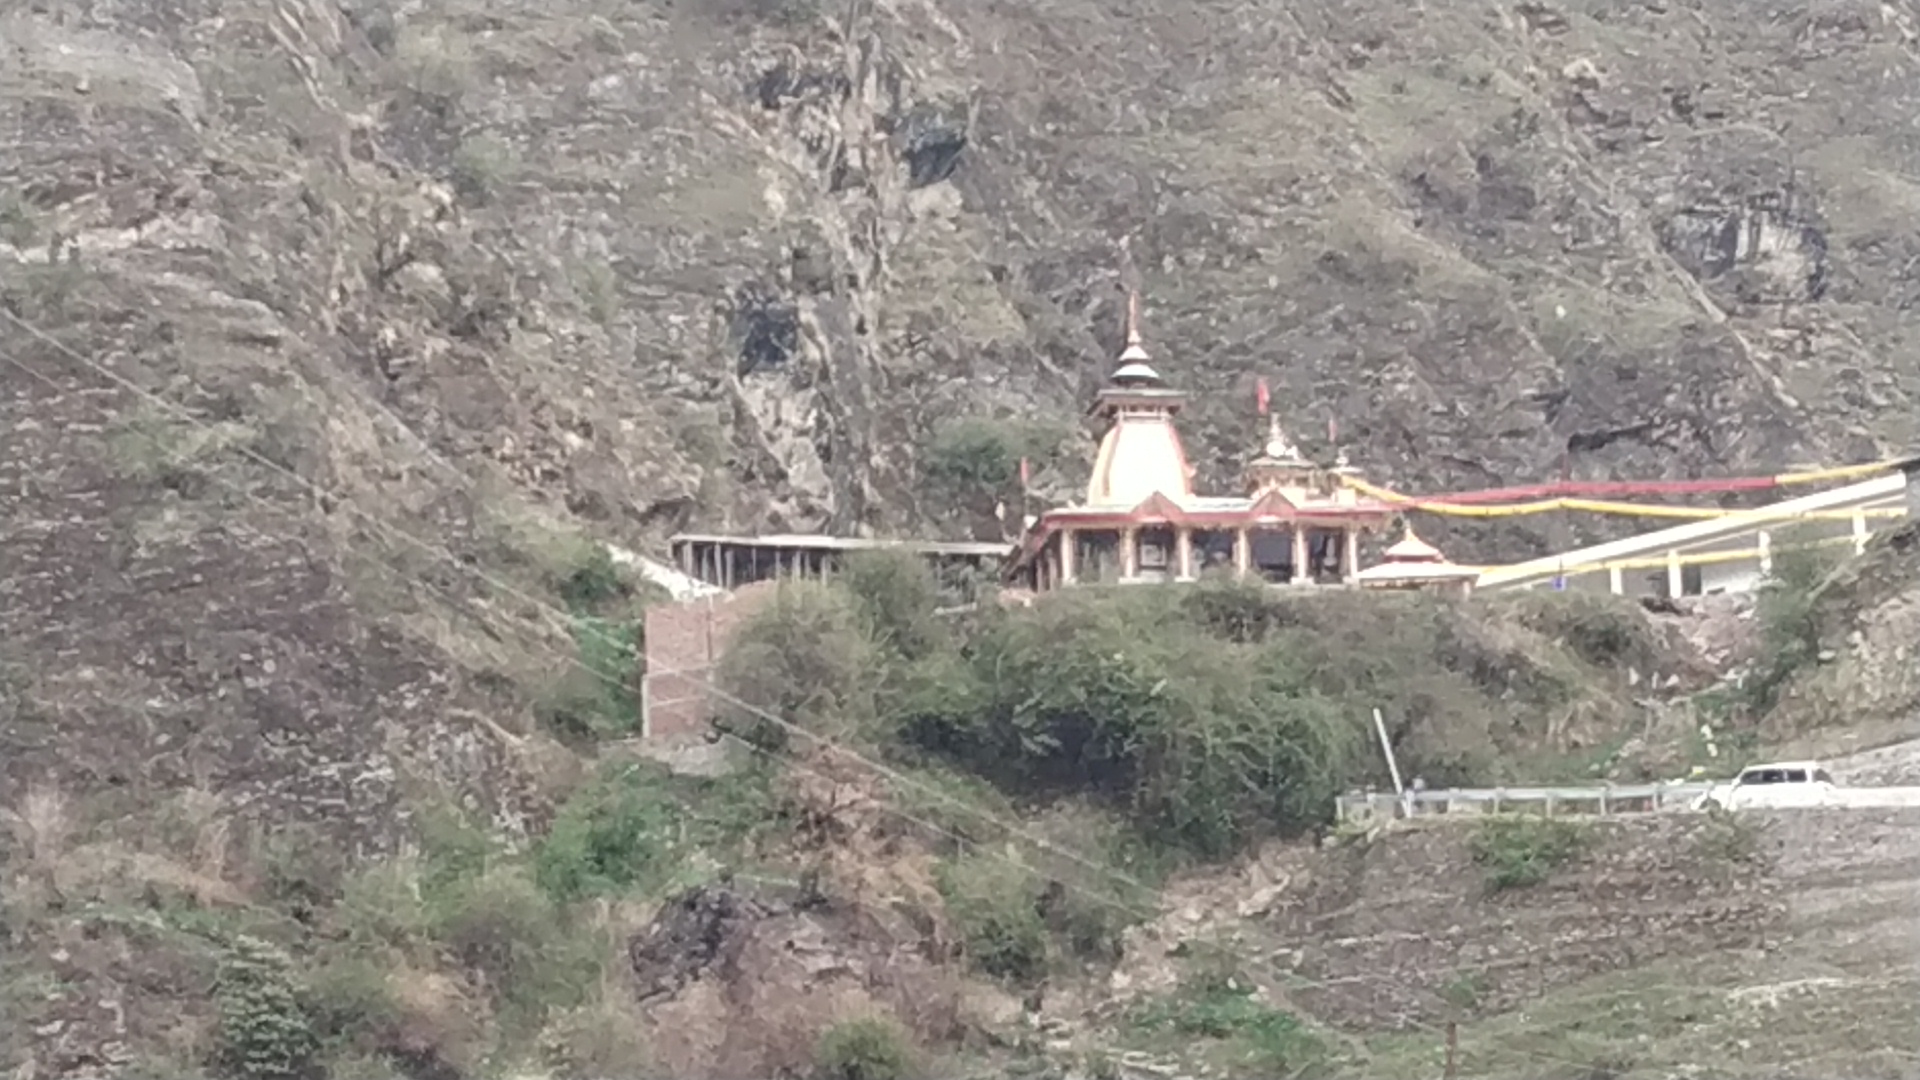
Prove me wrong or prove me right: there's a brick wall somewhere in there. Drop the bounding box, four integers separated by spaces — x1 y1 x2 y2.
641 580 780 742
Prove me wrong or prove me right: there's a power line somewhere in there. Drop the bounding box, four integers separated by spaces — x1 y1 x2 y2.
0 332 1830 1079
3 308 1887 1079
0 329 1535 1070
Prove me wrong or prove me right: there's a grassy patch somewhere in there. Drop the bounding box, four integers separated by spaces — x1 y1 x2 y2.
1467 815 1594 891
1690 809 1761 871
813 1015 920 1080
1128 969 1328 1077
1359 957 1918 1080
101 407 261 498
533 759 773 903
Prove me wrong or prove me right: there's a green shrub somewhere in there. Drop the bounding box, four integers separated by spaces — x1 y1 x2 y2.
533 761 772 903
812 1015 917 1080
426 867 601 1021
896 585 1363 855
554 543 644 614
935 854 1051 982
212 936 318 1080
535 768 682 903
301 952 399 1049
1692 807 1760 868
257 824 347 918
716 580 880 749
1737 534 1844 715
1130 972 1324 1073
838 549 946 662
1468 814 1594 891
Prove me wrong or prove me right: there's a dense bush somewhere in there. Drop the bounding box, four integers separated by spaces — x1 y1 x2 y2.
716 579 881 750
919 417 1063 508
813 1016 918 1080
534 760 772 902
934 808 1157 982
718 573 1664 858
892 584 1402 854
213 936 319 1080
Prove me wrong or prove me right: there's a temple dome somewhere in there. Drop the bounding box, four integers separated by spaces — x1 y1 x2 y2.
1084 291 1194 507
1086 411 1193 506
1357 523 1479 590
1381 530 1446 563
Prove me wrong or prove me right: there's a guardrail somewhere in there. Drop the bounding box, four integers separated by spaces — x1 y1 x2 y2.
1335 782 1720 824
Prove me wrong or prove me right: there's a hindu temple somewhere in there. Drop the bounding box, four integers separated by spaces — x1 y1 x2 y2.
1001 295 1406 590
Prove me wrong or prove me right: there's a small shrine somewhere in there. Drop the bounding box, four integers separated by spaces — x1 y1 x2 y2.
1354 526 1479 598
1002 294 1400 590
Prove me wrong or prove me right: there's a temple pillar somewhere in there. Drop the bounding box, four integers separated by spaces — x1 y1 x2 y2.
1121 526 1140 579
1666 549 1683 598
1290 528 1309 585
1342 529 1359 585
1233 528 1251 579
1175 528 1195 581
1757 530 1773 575
1059 528 1076 585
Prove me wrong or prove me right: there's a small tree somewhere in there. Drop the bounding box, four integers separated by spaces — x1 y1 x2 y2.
919 417 1063 526
813 1016 917 1080
716 580 880 750
213 937 318 1080
838 549 945 662
1738 531 1844 715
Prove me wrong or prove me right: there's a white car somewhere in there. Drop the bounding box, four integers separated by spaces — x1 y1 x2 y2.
1692 761 1838 811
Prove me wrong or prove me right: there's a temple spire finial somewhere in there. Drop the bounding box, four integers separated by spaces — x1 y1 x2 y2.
1264 412 1300 461
1117 289 1152 364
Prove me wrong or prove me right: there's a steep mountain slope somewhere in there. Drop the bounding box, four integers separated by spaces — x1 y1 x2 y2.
5 1 1920 1078
5 0 1918 558
1764 519 1920 759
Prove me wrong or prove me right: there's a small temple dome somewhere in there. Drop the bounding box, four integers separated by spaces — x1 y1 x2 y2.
1381 530 1446 563
1110 360 1163 384
1357 523 1479 594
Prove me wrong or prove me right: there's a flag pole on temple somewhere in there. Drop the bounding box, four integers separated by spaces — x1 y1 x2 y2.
1019 455 1032 527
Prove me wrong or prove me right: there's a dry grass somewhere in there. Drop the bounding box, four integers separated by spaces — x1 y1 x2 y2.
0 780 75 914
1355 957 1920 1080
3 778 255 924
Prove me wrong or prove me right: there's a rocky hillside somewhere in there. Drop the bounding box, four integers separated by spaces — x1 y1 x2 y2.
1102 805 1920 1080
5 0 1919 559
1762 520 1920 754
6 0 1920 1078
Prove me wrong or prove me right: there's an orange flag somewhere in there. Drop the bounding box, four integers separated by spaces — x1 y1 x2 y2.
1255 377 1271 416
